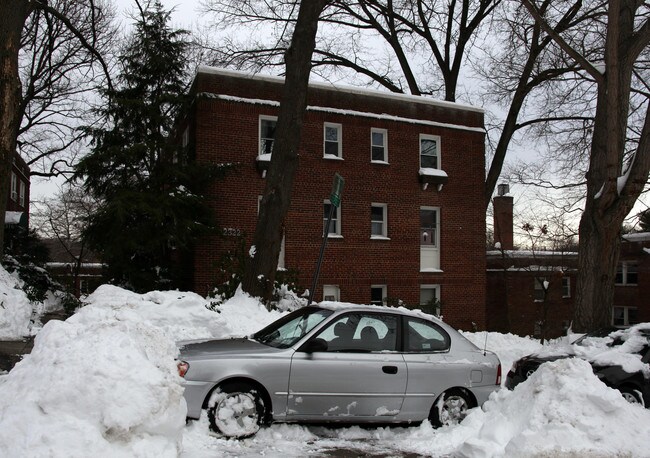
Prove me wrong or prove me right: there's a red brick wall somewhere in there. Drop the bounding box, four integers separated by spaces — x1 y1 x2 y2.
190 69 486 330
6 152 30 219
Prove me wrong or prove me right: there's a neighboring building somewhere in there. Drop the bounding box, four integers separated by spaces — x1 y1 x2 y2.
5 152 30 229
487 186 650 338
180 67 487 330
42 238 105 297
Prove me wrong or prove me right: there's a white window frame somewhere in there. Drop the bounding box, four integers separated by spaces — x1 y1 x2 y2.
371 203 388 239
370 285 387 306
10 172 17 201
420 207 440 271
419 285 441 315
324 200 342 237
371 128 388 163
419 134 441 169
534 277 547 302
259 115 278 157
615 262 638 286
323 123 343 159
323 285 340 302
612 305 638 327
19 181 25 207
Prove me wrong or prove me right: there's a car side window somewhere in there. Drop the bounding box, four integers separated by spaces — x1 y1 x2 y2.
315 313 398 352
405 318 450 352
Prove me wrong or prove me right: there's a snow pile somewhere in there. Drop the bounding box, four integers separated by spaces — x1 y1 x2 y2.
0 264 33 339
83 285 282 341
461 331 544 377
0 304 187 457
455 358 650 457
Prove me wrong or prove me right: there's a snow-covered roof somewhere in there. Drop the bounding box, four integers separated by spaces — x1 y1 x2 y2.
197 65 485 114
486 250 578 257
622 232 650 242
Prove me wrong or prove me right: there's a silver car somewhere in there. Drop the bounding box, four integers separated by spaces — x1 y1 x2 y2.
177 304 501 438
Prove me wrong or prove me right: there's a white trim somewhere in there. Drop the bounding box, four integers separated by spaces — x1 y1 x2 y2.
420 207 440 271
323 285 340 302
323 122 342 158
197 66 485 114
324 199 341 236
259 115 277 157
371 203 388 238
420 134 441 169
371 128 388 163
199 93 485 133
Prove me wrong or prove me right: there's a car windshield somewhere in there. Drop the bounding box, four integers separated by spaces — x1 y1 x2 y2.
253 307 334 349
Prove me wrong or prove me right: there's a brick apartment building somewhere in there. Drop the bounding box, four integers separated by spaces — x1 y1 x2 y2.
181 67 487 330
5 152 30 229
487 187 650 338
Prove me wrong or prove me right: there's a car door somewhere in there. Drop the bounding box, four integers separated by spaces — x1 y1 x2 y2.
287 312 407 419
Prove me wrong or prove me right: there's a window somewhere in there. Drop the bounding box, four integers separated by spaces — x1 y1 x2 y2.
613 306 638 327
323 200 341 236
324 123 342 158
615 263 638 285
534 277 547 302
404 317 450 352
562 277 571 298
371 128 387 162
10 172 17 201
315 312 399 352
181 127 189 148
370 285 386 306
323 285 340 302
420 208 440 271
420 134 440 169
419 285 440 316
19 181 25 207
259 116 277 156
371 204 387 238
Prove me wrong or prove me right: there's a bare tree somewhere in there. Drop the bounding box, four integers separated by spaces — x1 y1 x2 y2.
522 0 650 331
240 0 330 300
32 184 99 295
0 0 113 257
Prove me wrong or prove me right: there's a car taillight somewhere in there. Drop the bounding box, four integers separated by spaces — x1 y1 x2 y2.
177 361 189 378
496 363 502 385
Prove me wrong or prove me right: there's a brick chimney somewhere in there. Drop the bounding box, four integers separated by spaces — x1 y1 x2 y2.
493 183 513 250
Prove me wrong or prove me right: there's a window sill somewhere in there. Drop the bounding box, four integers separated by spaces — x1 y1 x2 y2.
325 234 343 239
615 283 638 287
420 268 443 273
323 154 344 161
370 236 390 240
371 160 389 165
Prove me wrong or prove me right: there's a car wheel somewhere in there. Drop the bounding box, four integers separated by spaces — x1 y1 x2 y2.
430 389 474 427
619 386 645 407
207 382 267 438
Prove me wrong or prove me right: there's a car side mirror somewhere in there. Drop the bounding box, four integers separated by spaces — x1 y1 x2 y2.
301 338 328 353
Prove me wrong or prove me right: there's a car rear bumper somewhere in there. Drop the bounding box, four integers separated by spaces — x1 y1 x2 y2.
183 379 214 419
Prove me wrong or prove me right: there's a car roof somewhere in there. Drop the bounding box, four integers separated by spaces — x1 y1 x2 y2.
316 301 444 323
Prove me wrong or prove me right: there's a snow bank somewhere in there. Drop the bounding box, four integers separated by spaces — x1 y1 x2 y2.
461 331 545 377
0 265 33 339
455 358 650 457
0 304 187 457
83 285 282 341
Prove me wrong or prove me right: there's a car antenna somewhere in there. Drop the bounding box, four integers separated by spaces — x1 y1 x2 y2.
483 330 488 356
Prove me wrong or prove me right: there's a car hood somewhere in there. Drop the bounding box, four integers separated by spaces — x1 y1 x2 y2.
178 337 279 360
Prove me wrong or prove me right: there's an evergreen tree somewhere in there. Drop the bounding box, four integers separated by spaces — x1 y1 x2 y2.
75 1 217 292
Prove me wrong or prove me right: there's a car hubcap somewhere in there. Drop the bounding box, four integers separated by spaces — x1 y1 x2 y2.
213 392 260 437
440 395 469 425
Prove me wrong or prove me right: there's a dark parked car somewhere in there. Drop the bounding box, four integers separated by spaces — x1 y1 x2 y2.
178 304 502 438
506 324 650 406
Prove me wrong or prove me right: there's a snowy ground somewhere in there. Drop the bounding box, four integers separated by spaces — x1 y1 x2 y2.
1 265 649 457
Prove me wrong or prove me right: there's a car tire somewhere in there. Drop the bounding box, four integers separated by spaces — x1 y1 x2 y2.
430 389 474 427
619 386 645 407
207 382 267 438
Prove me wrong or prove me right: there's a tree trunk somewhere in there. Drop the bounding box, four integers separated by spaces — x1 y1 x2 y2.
0 1 30 258
573 0 650 331
241 0 329 301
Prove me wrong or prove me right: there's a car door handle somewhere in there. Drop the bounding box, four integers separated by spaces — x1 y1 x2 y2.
382 365 398 374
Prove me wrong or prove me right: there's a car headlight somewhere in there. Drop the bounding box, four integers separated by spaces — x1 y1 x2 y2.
177 361 190 378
